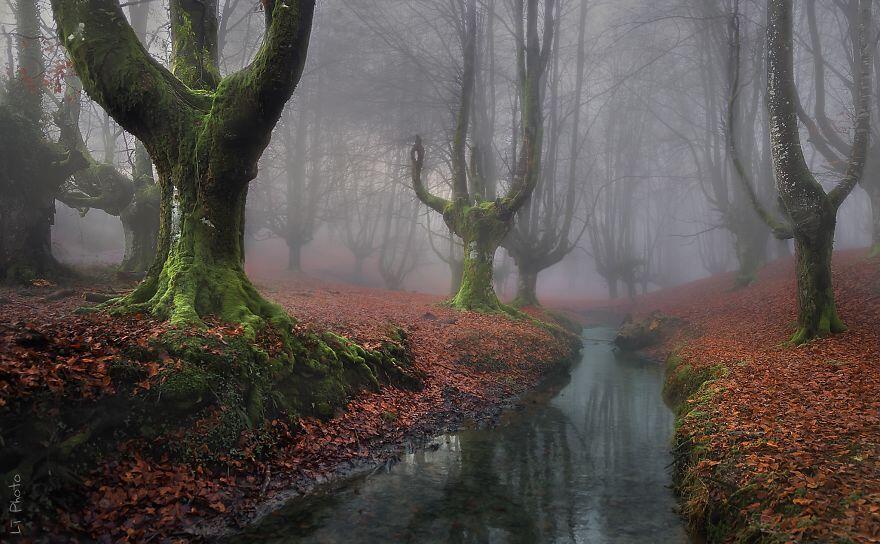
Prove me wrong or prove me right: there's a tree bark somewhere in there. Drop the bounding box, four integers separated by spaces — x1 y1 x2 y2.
449 259 463 296
790 212 844 344
513 264 539 307
53 0 315 334
0 106 85 282
287 237 303 272
452 231 503 310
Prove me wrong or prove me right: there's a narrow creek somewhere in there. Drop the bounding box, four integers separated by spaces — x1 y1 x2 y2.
226 327 691 543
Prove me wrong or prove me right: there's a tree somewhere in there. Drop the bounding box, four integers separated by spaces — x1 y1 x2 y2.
410 0 555 311
504 0 587 307
53 0 315 333
378 176 423 291
54 76 159 274
587 91 645 299
0 0 86 282
795 0 880 258
764 0 872 343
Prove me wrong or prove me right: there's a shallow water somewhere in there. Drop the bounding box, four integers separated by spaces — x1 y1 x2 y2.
227 327 691 544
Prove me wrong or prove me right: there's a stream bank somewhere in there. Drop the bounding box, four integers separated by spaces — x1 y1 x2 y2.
223 327 691 544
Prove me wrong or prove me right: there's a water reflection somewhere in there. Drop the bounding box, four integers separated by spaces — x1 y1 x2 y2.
225 328 689 544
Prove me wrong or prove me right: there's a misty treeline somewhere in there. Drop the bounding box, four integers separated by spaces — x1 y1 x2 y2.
0 0 875 342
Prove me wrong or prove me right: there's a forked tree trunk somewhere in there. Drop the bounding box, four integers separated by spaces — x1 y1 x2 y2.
123 146 287 332
53 0 317 336
409 0 553 313
765 0 872 343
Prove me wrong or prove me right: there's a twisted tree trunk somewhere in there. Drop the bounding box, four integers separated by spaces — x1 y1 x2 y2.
53 0 315 334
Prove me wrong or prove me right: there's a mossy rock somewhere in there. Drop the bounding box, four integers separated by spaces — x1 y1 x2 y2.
614 311 678 351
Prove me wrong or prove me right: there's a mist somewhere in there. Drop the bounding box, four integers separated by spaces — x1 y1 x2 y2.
1 1 878 542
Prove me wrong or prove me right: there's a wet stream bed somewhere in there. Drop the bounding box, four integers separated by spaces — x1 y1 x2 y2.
224 327 691 543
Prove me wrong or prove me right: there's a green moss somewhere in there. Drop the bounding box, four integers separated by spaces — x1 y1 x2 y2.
662 354 727 415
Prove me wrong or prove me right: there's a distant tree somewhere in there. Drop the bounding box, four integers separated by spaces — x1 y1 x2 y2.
0 0 86 282
378 176 423 291
54 76 159 274
425 211 464 295
586 92 645 299
504 0 587 307
411 0 555 311
795 0 880 258
336 155 385 283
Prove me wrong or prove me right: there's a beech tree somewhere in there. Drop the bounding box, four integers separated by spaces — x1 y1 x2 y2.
0 0 86 282
55 77 159 274
52 0 316 332
795 0 880 258
411 0 555 311
764 0 872 343
695 0 777 286
504 0 587 307
378 177 423 291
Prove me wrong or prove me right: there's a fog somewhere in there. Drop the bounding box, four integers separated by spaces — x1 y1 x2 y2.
1 0 875 300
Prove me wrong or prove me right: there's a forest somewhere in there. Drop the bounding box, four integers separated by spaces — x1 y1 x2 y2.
0 0 879 542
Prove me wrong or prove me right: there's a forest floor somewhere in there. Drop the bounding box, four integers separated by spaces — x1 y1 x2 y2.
568 249 880 543
0 273 580 543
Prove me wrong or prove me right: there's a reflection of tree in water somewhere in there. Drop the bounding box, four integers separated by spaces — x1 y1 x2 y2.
398 404 577 544
225 340 686 544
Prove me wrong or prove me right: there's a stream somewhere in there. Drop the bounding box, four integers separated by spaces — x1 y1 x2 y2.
226 327 691 543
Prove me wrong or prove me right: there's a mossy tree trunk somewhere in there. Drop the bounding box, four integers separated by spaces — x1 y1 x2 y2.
53 0 315 335
447 205 509 310
448 258 464 296
410 0 555 312
790 211 844 344
766 0 872 343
